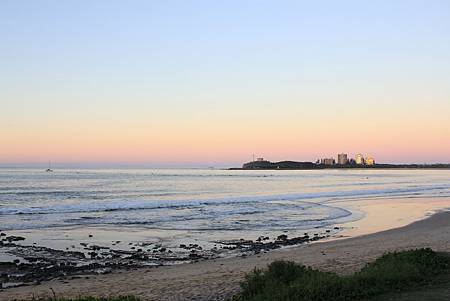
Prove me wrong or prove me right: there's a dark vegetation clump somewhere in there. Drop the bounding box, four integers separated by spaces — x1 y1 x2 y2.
231 248 450 301
13 296 139 301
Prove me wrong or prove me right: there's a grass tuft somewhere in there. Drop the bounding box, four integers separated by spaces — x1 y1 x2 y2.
231 248 450 301
14 296 139 301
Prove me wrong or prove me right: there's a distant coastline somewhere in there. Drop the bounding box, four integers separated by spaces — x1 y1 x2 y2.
231 160 450 170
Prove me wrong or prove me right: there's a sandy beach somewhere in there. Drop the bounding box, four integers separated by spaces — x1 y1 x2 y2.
3 0 450 299
2 197 450 301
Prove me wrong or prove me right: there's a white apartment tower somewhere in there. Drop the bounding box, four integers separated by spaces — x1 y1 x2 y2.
355 153 364 165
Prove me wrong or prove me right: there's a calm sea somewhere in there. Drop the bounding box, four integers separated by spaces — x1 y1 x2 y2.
1 168 450 247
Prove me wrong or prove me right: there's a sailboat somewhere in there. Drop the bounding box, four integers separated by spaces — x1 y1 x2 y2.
46 161 53 172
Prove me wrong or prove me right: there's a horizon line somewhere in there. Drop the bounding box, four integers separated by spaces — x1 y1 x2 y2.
2 160 450 169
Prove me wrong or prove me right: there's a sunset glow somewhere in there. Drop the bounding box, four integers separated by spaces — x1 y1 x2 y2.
1 1 450 167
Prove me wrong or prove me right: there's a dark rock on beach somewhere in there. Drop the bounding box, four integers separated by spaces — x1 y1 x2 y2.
5 236 25 242
276 234 288 241
0 228 333 290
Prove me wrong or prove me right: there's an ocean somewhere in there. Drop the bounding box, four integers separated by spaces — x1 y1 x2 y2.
1 168 450 251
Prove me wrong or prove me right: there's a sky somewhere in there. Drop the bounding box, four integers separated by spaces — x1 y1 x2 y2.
1 0 450 167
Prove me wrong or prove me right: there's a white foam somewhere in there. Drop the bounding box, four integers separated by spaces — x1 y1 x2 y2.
1 183 449 216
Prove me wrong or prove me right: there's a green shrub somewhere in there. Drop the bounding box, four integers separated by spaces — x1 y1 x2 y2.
16 296 139 301
232 248 450 301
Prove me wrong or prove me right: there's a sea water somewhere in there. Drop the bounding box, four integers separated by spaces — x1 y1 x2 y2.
1 168 450 249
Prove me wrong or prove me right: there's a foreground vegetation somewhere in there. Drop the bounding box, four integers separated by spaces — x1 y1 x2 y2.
15 297 139 301
231 248 450 301
9 249 450 301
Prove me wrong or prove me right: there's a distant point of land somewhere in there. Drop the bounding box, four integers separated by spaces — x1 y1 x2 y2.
230 160 450 170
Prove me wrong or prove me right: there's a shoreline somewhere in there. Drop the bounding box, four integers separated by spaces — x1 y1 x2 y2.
0 224 336 292
330 195 450 237
1 197 450 301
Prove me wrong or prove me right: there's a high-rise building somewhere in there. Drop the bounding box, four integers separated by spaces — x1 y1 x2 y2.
337 153 348 165
355 154 364 165
365 156 375 165
320 158 335 165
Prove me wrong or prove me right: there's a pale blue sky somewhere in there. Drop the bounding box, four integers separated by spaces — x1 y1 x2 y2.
1 0 450 166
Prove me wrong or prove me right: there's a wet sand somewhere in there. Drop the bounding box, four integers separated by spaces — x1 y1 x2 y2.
2 197 450 301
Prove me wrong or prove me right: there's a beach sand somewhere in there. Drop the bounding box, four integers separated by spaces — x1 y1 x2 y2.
2 197 450 301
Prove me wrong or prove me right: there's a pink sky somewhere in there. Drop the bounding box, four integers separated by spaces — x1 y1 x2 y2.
2 1 450 166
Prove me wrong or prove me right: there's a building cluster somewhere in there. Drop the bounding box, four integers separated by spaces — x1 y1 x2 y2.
318 153 375 166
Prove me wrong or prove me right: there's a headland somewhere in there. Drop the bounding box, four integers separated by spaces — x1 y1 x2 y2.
233 159 450 170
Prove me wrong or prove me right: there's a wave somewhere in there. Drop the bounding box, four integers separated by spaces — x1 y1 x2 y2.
1 183 449 216
0 200 353 231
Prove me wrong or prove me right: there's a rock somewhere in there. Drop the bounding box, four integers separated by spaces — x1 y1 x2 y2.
1 273 9 281
256 236 270 242
0 262 15 268
88 234 93 238
6 236 25 242
188 253 203 260
25 257 38 263
276 234 288 241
